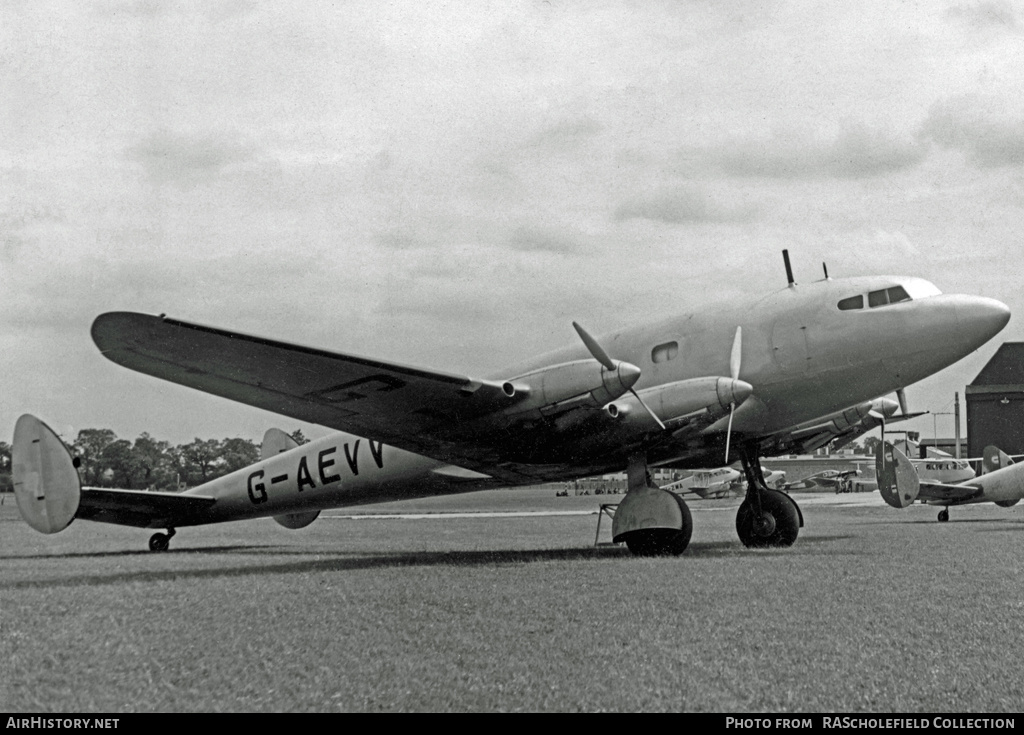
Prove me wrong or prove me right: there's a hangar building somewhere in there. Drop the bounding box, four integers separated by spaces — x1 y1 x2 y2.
966 342 1024 458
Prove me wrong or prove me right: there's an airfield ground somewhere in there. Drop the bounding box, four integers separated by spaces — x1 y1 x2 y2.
1 489 1021 713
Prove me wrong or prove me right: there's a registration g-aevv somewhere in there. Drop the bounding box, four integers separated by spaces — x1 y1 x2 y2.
12 253 1010 555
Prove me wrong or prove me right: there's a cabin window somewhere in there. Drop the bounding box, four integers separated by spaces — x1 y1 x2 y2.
838 295 863 311
652 341 679 363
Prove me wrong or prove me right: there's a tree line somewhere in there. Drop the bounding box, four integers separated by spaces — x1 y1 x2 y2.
0 429 309 494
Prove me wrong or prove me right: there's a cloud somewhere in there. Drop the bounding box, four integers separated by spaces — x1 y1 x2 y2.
695 123 928 180
613 186 756 224
128 130 266 188
946 1 1020 31
921 94 1024 167
504 224 582 254
525 117 603 152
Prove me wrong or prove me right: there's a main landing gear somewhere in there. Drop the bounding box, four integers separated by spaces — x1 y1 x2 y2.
149 528 176 552
736 446 802 548
937 509 949 523
612 452 693 556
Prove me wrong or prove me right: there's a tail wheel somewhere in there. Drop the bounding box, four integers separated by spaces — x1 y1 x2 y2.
623 493 693 556
736 489 800 548
148 529 174 552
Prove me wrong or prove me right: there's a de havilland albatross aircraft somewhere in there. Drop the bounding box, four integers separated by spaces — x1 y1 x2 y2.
12 253 1011 555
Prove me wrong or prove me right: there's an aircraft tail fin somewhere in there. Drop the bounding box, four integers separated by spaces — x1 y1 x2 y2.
982 446 1013 474
875 441 920 509
261 428 319 529
11 414 81 533
261 428 300 460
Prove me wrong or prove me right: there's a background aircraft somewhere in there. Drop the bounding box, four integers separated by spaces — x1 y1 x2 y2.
12 255 1010 555
876 442 1024 522
664 468 741 499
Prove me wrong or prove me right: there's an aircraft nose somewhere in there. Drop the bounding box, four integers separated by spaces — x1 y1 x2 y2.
956 296 1011 345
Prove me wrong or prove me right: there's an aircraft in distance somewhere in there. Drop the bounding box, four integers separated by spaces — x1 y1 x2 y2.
12 252 1011 555
876 442 1023 522
664 468 741 499
782 469 861 493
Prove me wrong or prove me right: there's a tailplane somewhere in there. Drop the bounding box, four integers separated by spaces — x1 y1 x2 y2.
12 414 81 533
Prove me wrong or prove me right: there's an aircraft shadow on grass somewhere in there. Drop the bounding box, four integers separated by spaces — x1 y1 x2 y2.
4 533 860 592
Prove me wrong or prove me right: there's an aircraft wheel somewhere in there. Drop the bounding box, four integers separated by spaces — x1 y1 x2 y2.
937 509 949 523
736 489 800 548
623 494 692 556
149 533 170 552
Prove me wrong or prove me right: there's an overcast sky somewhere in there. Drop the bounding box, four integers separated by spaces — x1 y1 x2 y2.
3 1 1023 448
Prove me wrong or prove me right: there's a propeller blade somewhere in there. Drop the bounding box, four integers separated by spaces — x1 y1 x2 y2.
730 326 742 381
723 326 742 461
631 388 667 431
572 322 615 371
724 402 735 463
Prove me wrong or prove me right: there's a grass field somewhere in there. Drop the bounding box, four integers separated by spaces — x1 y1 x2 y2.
2 489 1022 712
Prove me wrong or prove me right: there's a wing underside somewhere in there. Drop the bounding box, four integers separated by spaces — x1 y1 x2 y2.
77 488 217 528
915 482 982 503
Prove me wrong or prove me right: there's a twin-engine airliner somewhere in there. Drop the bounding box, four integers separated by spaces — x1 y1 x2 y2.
12 253 1011 554
877 442 1024 522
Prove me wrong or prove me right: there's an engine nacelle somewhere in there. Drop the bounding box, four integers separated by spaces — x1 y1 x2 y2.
606 377 753 430
503 359 641 417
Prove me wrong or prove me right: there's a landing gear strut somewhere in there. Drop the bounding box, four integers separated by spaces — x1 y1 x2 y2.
736 445 801 548
149 528 176 552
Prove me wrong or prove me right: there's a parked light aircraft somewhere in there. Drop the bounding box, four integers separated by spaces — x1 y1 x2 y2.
12 253 1011 555
876 442 1023 521
782 469 861 492
664 468 741 499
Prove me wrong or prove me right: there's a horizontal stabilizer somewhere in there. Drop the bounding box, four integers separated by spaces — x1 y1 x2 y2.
75 487 217 529
12 414 81 533
875 441 920 509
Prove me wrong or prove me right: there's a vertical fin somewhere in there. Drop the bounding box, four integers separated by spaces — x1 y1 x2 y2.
12 415 81 534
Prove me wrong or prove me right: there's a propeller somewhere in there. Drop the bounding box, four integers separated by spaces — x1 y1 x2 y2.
724 326 742 463
572 322 666 430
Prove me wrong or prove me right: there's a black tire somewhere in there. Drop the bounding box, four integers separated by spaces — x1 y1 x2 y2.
149 533 169 552
623 493 693 556
736 489 800 548
937 509 949 523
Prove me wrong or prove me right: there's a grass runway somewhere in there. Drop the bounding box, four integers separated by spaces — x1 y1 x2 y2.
2 489 1022 712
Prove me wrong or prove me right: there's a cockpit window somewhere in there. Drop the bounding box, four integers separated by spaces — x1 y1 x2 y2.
867 285 913 308
840 280 933 312
868 289 888 307
838 295 863 311
887 286 911 304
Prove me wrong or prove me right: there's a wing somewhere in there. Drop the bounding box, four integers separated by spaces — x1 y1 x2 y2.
76 487 217 528
761 409 926 456
92 312 536 481
914 482 982 503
